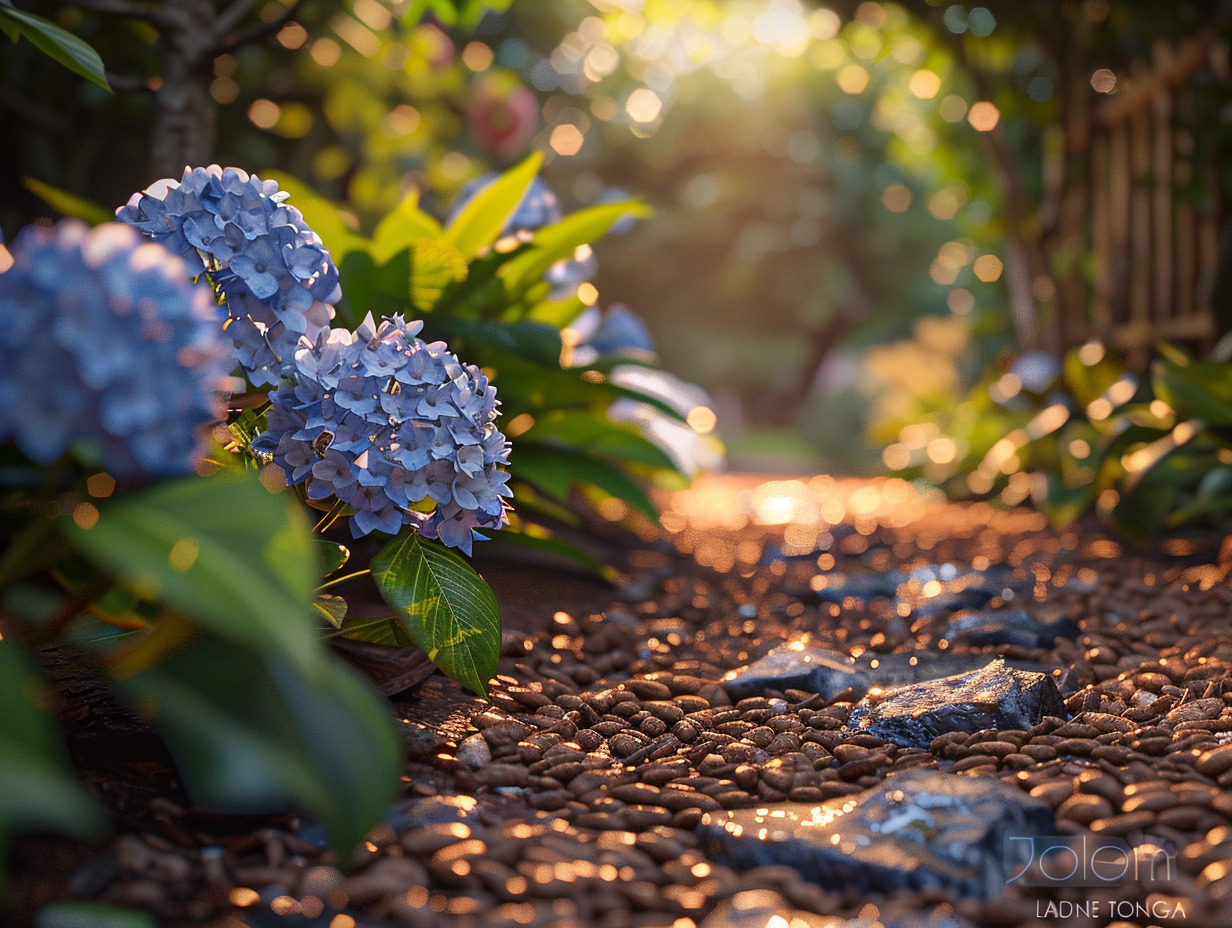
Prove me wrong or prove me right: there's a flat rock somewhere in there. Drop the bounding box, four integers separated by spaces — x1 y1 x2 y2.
847 659 1066 747
721 642 1069 702
943 609 1080 648
697 769 1054 900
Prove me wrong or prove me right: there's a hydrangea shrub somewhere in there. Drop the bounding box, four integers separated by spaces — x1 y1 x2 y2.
118 165 341 387
0 219 232 479
254 313 512 552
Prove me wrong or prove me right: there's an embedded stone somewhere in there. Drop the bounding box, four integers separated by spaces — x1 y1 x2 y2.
697 769 1054 900
847 660 1066 747
943 609 1081 648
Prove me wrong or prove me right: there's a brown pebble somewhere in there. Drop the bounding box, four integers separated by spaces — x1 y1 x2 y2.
625 679 673 701
1057 793 1113 824
1197 744 1232 777
1029 781 1072 808
1091 810 1157 835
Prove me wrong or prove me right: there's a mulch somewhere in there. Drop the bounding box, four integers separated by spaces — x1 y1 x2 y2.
6 474 1232 928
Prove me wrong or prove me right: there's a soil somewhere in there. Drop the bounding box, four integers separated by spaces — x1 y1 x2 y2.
7 474 1232 928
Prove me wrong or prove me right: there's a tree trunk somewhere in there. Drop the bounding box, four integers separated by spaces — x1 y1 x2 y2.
148 0 218 179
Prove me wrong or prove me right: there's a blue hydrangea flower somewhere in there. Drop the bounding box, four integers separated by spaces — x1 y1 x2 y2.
117 165 341 387
253 314 512 552
0 220 233 479
447 174 596 298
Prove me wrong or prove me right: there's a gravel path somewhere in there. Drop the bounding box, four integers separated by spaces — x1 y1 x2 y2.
10 475 1232 928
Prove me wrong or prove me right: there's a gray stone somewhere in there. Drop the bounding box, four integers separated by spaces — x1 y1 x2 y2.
697 769 1054 900
721 643 1004 702
847 659 1066 747
943 609 1080 648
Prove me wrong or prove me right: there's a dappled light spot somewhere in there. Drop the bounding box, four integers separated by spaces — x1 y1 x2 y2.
909 68 941 99
967 100 1000 131
73 501 99 530
1091 67 1117 92
247 98 280 130
549 124 585 156
973 253 1003 282
87 472 116 499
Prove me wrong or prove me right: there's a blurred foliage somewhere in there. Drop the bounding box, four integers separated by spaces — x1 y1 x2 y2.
0 460 403 861
875 339 1232 545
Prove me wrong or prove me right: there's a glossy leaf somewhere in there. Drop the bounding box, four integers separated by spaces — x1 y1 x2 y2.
422 317 563 368
0 6 109 91
371 190 442 264
513 445 659 521
64 470 325 676
500 200 653 298
371 533 499 696
0 641 105 839
410 238 468 311
318 541 350 576
313 594 348 628
332 614 411 647
113 634 401 855
521 411 679 470
1153 357 1232 426
443 152 541 260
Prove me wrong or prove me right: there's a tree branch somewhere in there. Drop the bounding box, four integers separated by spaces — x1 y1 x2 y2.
211 0 258 39
210 0 311 55
66 0 164 22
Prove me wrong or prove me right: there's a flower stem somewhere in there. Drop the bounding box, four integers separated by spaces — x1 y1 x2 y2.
316 569 371 592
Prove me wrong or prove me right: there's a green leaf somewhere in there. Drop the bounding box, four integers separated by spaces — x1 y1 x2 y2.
410 238 468 311
0 6 109 90
0 641 106 840
313 593 348 628
371 190 442 264
31 902 156 928
521 411 679 470
1153 358 1232 426
318 541 350 576
64 470 325 676
500 200 653 298
332 614 411 647
114 634 401 855
512 445 660 521
1108 473 1179 549
22 177 112 225
422 317 563 368
1061 343 1125 407
338 249 413 322
443 153 541 260
371 533 500 696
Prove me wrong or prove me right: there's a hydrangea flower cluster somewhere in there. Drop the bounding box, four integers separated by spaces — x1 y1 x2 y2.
448 174 596 297
0 220 232 479
253 314 511 552
117 165 341 387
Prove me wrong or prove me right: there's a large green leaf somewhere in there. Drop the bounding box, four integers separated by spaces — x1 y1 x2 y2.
1061 343 1126 407
64 471 325 676
442 153 541 260
332 614 412 647
422 317 563 368
371 190 442 264
410 238 468 311
113 634 400 855
513 445 660 521
370 533 499 696
499 200 653 298
521 410 678 470
1153 358 1232 426
0 642 106 840
0 5 109 91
